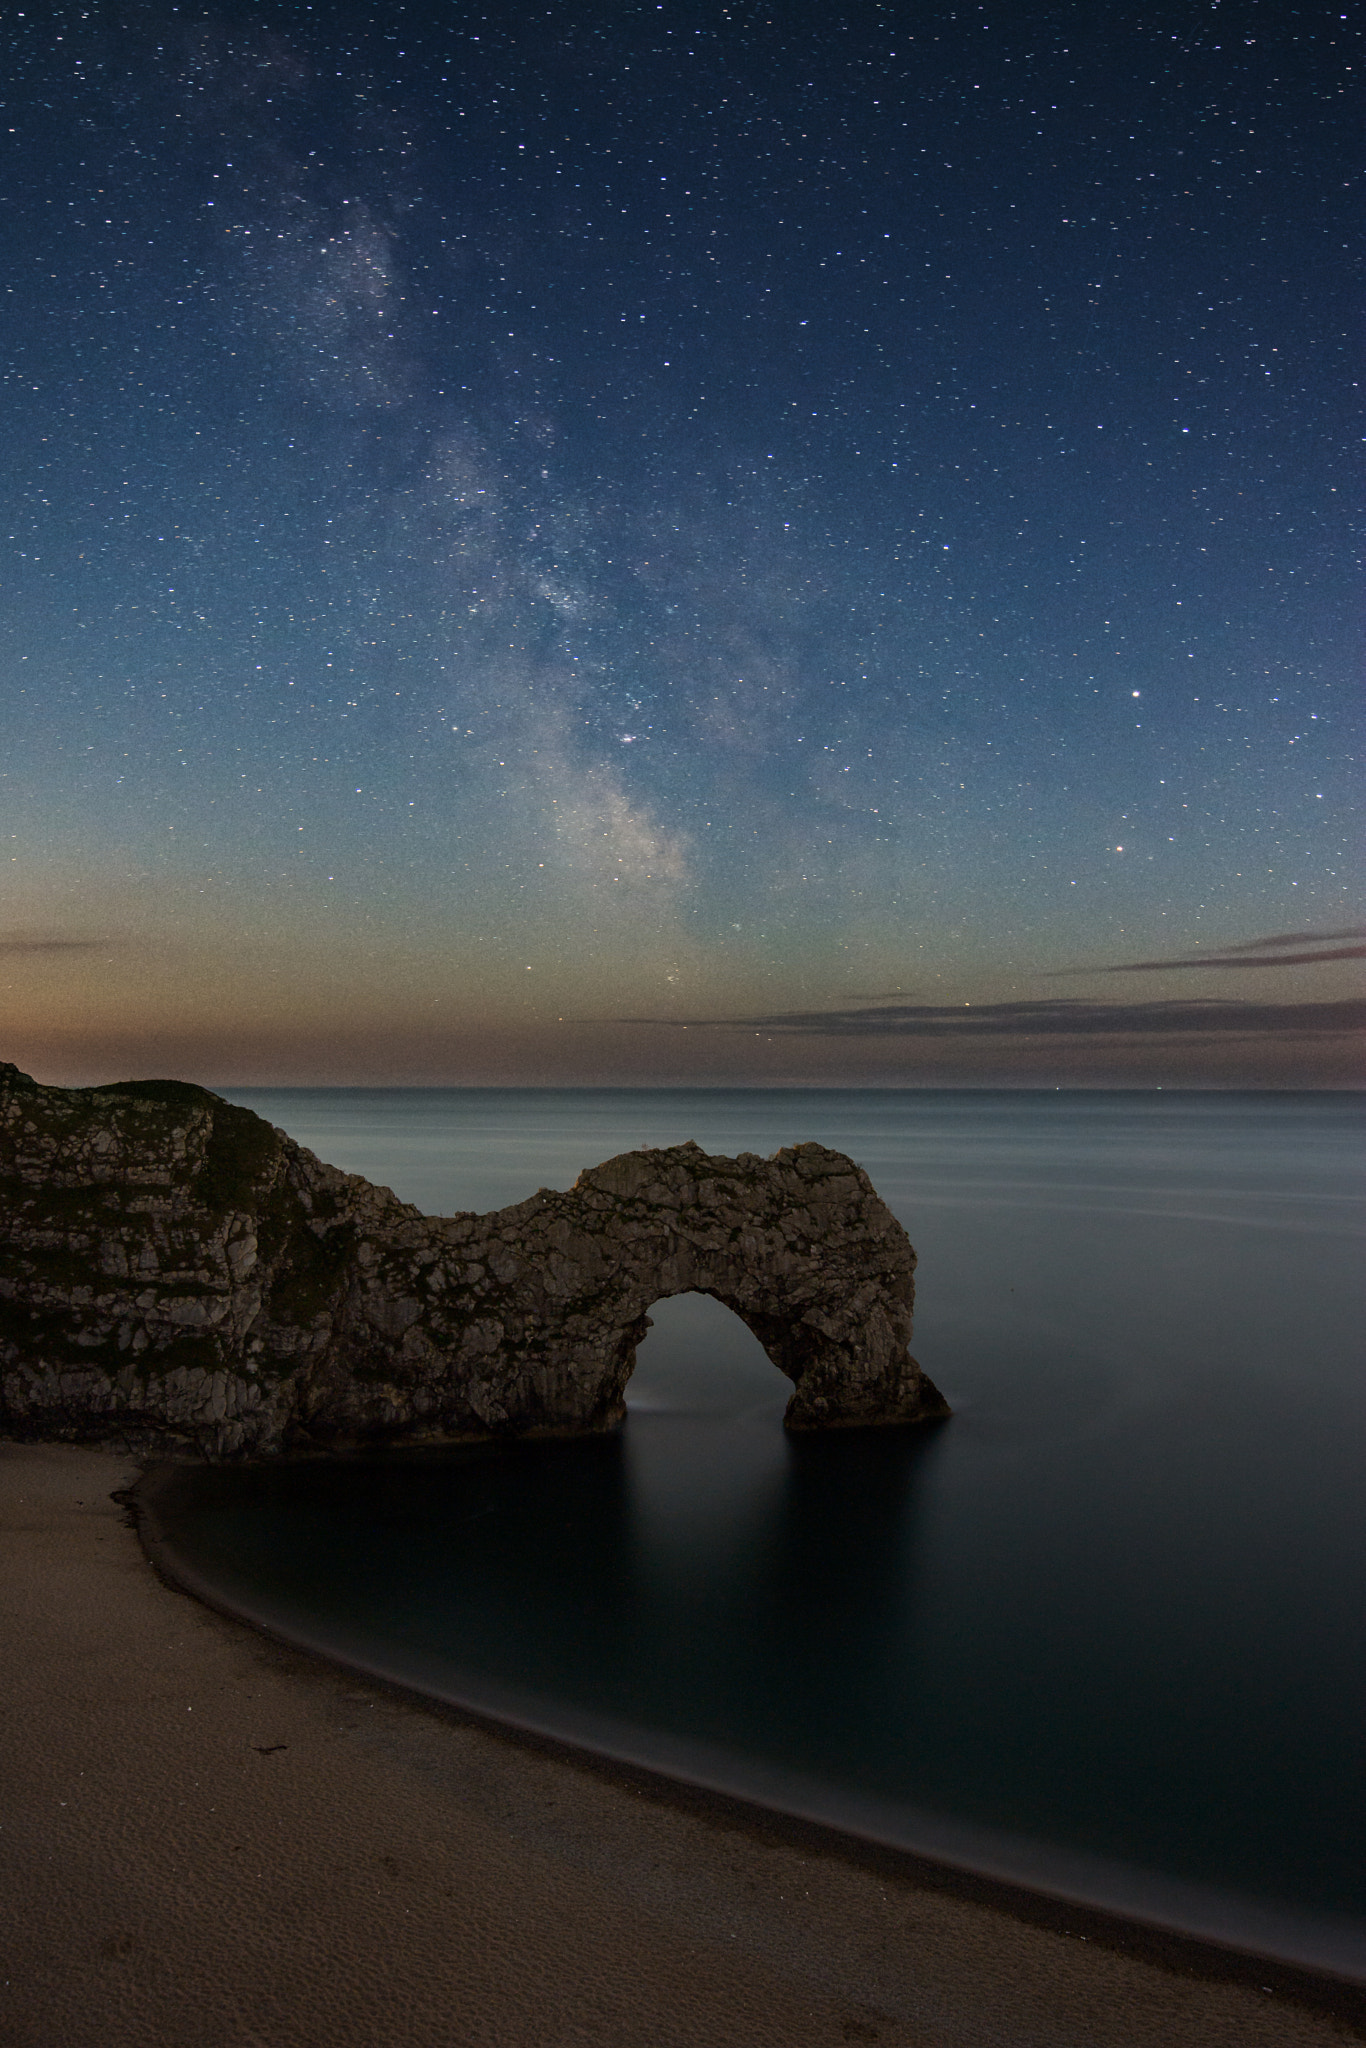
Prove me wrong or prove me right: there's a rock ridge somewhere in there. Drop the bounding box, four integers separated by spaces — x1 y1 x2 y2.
0 1062 948 1458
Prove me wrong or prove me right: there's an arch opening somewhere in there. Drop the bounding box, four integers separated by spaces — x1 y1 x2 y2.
625 1290 790 1419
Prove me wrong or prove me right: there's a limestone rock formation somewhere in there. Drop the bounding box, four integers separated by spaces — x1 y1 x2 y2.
0 1062 948 1459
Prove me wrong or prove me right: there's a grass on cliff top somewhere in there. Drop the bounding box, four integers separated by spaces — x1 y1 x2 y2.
3 1070 285 1220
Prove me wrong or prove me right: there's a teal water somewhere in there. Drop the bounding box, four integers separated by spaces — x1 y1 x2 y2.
154 1090 1366 1971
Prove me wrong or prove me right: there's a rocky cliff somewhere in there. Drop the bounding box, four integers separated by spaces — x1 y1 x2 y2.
0 1062 947 1458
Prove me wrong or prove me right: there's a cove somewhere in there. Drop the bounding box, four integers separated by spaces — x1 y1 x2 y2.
142 1089 1366 1981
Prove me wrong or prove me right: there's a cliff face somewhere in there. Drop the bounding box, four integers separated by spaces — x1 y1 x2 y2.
0 1063 947 1458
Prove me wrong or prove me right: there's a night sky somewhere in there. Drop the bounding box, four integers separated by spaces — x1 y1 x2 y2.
3 0 1361 1086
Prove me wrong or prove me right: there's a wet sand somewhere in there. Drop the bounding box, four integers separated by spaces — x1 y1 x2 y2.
2 1440 1362 2048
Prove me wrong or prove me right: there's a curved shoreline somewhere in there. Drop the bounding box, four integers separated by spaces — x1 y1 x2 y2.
135 1461 1366 1995
6 1438 1365 2047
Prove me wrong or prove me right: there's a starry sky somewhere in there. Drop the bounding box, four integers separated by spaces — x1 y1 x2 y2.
2 0 1361 1087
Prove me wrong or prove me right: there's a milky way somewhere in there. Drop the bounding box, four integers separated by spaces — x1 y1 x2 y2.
2 2 1360 1084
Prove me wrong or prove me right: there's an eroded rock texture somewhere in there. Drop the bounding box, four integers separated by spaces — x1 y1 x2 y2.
0 1062 947 1458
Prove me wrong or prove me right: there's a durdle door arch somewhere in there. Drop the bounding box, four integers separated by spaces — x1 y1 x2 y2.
0 1064 949 1459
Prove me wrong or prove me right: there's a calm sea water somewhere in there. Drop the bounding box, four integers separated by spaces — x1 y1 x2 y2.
154 1089 1366 1972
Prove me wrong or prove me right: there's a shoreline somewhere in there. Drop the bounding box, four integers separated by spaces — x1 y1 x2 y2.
135 1457 1366 1991
4 1438 1364 2046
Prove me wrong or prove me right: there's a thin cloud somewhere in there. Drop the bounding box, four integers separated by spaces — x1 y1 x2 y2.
0 937 112 955
1227 927 1366 951
630 997 1366 1041
1056 927 1366 974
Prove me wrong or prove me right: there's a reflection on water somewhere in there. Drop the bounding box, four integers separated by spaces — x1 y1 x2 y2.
158 1090 1366 1962
615 1293 950 1757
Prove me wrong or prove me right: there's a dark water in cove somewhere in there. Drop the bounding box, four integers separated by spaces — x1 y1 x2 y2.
156 1089 1366 1969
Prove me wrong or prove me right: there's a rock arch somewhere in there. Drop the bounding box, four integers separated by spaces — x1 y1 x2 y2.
478 1137 946 1437
0 1064 948 1458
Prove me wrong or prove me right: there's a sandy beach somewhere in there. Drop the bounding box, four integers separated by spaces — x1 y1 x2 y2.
2 1440 1362 2048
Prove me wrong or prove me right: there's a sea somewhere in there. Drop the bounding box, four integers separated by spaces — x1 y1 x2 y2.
149 1088 1366 1977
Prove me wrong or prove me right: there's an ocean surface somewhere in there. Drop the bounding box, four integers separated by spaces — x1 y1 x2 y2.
153 1089 1366 1974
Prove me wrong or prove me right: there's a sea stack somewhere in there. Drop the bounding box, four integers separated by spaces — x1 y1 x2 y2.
0 1063 948 1459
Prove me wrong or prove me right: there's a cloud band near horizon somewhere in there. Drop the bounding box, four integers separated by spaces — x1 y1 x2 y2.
1050 927 1366 975
631 997 1366 1041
